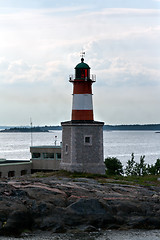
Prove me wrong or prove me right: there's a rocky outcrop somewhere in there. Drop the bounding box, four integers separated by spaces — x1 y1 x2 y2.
0 176 160 236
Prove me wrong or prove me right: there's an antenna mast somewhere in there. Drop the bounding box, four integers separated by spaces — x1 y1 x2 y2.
30 118 33 146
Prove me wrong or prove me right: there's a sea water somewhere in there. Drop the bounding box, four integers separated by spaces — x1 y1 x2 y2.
104 131 160 166
0 130 159 166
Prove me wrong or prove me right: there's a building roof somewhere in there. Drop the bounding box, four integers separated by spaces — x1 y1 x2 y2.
75 58 90 69
30 145 61 149
0 159 31 166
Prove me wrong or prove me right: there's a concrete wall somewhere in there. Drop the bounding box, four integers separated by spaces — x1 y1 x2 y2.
0 146 62 178
30 146 61 171
0 162 31 178
31 159 60 171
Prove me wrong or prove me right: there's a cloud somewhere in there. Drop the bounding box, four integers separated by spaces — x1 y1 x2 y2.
0 5 159 124
86 8 160 17
0 7 159 45
94 85 160 124
0 59 69 86
0 58 9 71
8 60 30 72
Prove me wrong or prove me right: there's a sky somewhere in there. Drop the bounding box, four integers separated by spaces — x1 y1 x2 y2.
0 0 160 126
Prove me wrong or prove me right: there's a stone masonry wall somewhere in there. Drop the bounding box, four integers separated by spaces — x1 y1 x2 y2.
61 121 105 174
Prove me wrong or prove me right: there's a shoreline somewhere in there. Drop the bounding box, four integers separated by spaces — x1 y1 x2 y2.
1 123 160 133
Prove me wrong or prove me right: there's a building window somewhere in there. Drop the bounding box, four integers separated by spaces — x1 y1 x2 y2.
84 135 92 146
43 153 54 159
8 171 15 178
85 137 90 143
65 144 68 154
32 152 41 159
21 170 27 176
56 153 61 160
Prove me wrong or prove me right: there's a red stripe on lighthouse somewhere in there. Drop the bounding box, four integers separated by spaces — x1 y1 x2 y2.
72 110 93 121
73 81 92 94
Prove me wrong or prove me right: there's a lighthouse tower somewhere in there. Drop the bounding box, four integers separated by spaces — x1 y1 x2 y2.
71 57 94 121
61 55 105 174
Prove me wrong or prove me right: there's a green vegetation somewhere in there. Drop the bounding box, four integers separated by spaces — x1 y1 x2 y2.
147 159 160 175
103 154 160 186
105 153 160 177
1 125 62 132
30 170 160 187
1 127 49 132
125 153 136 176
30 156 160 187
104 157 123 175
125 153 160 176
31 170 160 187
110 174 160 187
125 153 148 176
31 170 106 179
103 124 160 131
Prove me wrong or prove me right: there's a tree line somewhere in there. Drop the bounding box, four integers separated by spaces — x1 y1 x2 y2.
103 124 160 131
105 153 160 176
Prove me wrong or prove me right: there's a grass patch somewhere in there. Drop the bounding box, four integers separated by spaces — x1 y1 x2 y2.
31 170 160 186
31 170 107 179
110 175 160 186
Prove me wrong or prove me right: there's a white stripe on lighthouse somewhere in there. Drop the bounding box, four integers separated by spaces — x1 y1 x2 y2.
72 94 93 110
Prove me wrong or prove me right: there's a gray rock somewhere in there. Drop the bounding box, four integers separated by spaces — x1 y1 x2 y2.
2 210 33 236
0 176 160 236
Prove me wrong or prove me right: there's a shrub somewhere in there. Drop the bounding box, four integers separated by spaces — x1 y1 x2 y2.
148 159 160 175
125 153 136 176
125 154 147 176
104 157 123 175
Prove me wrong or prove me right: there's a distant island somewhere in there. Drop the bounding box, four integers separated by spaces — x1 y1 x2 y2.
0 126 61 133
1 124 160 132
103 124 160 131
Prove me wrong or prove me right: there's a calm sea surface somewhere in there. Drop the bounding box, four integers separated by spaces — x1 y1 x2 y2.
0 130 159 166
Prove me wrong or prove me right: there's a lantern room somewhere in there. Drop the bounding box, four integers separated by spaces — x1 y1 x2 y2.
75 58 90 80
69 57 96 121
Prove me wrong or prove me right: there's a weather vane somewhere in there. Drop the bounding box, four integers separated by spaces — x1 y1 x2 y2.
80 50 85 59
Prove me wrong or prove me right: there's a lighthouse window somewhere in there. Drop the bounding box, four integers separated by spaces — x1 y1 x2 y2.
84 135 92 146
85 137 90 143
65 144 68 154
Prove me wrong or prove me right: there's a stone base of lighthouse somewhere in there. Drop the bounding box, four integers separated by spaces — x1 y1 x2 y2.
60 121 105 175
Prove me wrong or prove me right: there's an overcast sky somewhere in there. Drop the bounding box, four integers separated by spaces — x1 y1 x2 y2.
0 0 160 126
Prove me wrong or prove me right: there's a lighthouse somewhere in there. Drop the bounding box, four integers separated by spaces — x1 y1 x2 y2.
61 55 105 175
71 57 94 121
